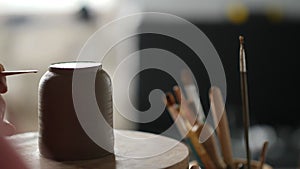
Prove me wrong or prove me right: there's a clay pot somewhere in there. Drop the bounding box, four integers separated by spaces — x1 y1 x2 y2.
38 62 114 161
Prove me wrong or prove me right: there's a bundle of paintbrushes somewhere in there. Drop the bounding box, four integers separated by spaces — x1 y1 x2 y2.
163 84 233 169
163 36 270 169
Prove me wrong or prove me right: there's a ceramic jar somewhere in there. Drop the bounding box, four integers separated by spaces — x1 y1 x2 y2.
38 62 114 161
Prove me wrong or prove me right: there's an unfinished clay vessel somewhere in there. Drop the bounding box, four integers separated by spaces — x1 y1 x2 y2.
38 62 114 161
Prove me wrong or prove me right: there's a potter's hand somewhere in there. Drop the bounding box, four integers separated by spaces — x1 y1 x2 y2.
0 64 15 136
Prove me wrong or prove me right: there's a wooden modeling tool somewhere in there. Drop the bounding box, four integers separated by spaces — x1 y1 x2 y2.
209 86 235 169
239 35 251 169
0 70 38 76
259 141 269 169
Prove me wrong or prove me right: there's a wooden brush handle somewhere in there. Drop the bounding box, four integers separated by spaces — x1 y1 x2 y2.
197 124 227 169
0 70 38 76
209 87 235 169
173 86 197 125
187 127 217 169
259 141 269 169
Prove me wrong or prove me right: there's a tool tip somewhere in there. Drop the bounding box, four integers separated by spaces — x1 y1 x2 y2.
166 92 176 105
239 35 244 44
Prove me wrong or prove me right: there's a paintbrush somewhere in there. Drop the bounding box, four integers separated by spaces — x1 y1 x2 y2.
187 122 217 169
209 86 235 169
164 93 202 164
173 86 226 169
180 71 227 168
239 35 251 169
173 86 197 125
165 90 215 168
180 70 206 123
180 70 229 169
259 141 269 169
164 92 187 136
0 70 38 76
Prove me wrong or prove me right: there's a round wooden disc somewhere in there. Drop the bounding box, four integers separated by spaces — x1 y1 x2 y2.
7 130 189 169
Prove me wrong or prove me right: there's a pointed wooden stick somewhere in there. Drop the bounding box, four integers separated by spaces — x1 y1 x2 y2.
259 141 269 169
0 70 38 76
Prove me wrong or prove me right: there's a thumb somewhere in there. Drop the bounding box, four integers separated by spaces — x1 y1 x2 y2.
0 120 16 136
0 64 8 93
0 95 5 120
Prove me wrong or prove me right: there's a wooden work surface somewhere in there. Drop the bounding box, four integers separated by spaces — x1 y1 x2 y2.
7 130 189 169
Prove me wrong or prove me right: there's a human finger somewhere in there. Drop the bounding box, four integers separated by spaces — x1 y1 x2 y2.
0 64 8 93
0 120 16 136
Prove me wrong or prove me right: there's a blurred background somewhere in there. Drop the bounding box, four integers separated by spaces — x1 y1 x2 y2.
1 0 300 168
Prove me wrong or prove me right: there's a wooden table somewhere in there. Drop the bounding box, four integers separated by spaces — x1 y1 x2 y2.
7 130 189 169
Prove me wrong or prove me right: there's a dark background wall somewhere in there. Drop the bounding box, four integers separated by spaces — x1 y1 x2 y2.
136 14 300 168
137 14 300 133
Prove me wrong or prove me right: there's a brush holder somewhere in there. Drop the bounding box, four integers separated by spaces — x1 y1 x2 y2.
233 158 273 169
